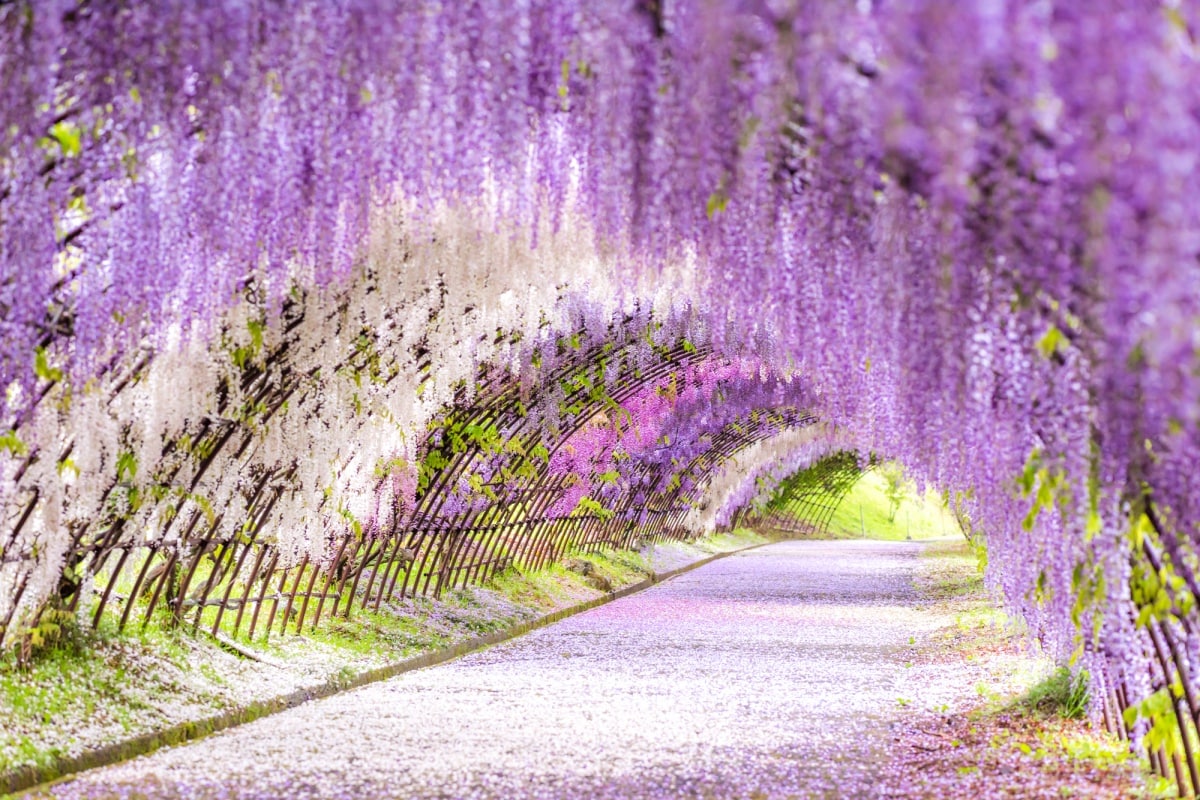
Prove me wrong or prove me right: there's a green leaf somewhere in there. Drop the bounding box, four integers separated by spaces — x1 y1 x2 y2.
558 58 570 100
48 121 82 157
116 451 138 482
34 347 63 383
1037 325 1065 359
0 430 28 457
705 191 728 219
573 495 613 520
248 318 264 351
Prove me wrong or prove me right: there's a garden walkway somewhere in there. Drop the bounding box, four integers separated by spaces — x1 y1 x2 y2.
26 541 1024 799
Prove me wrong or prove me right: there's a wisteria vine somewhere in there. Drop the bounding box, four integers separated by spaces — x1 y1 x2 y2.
2 1 1200 790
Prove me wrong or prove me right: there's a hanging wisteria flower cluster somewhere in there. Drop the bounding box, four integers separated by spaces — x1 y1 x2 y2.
2 1 1199 788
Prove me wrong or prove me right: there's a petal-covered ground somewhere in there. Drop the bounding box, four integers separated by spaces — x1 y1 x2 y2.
23 540 1146 799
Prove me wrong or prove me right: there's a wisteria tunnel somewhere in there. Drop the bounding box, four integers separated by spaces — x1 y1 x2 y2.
2 1 1200 797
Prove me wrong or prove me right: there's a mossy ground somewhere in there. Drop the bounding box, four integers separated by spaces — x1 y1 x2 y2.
0 622 235 778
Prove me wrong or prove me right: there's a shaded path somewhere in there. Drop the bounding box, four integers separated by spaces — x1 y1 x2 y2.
30 541 969 799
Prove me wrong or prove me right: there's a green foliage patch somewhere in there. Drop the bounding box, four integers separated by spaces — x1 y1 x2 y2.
1014 667 1091 721
825 469 961 541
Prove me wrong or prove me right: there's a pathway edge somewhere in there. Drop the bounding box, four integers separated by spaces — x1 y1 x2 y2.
4 541 768 797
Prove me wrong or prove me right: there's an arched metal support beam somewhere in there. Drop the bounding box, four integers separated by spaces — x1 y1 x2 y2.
8 308 732 642
755 452 868 538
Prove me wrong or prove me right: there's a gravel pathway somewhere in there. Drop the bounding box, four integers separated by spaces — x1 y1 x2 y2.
28 540 971 800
